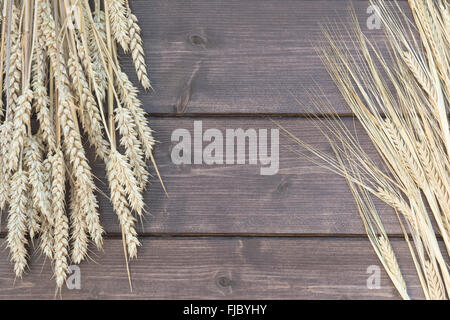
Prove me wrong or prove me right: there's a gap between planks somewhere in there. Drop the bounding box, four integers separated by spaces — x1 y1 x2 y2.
0 233 427 239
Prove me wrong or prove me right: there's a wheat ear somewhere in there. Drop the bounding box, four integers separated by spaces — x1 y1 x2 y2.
69 186 89 264
0 121 12 210
23 137 44 239
51 150 69 288
7 170 29 278
68 56 110 160
116 70 166 192
88 9 108 101
9 89 32 173
111 130 145 216
5 5 21 120
128 10 151 89
116 70 155 157
106 149 141 258
115 105 149 193
39 155 54 260
107 0 131 52
58 91 104 249
24 136 52 224
26 200 41 240
41 1 104 250
442 4 450 41
31 21 56 151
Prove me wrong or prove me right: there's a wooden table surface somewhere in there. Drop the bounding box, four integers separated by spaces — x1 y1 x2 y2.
0 0 426 299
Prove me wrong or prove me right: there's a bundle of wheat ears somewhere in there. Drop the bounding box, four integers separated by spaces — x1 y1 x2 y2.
282 0 449 299
0 0 162 288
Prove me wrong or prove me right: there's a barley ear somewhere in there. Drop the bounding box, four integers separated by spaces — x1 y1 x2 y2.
424 260 446 300
378 236 408 295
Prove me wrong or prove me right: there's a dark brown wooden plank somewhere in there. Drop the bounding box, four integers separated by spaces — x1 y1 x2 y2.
0 237 425 299
121 0 410 114
84 117 401 235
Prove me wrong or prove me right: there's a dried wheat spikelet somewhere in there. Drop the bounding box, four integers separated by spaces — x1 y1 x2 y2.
0 0 162 289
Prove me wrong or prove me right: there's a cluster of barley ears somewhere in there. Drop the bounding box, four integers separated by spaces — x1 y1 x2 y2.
282 0 449 299
0 0 162 290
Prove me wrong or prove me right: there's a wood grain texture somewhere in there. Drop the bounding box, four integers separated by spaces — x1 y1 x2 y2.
122 0 409 114
0 237 425 300
85 116 402 236
0 0 428 300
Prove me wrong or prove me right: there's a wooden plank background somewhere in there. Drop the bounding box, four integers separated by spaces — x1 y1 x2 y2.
0 0 425 299
122 0 410 115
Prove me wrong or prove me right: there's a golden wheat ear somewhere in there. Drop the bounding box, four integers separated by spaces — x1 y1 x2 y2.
1 0 160 288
